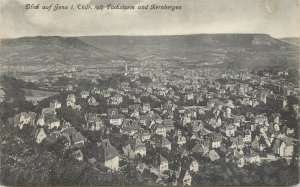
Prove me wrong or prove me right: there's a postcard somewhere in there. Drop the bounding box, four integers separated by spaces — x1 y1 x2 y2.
0 0 299 186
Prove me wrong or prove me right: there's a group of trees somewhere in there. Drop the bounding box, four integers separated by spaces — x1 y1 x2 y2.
191 159 298 186
0 75 39 101
0 116 153 186
97 74 130 89
0 76 38 123
56 107 85 131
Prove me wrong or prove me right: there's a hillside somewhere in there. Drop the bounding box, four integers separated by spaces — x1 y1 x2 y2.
0 36 134 65
279 37 299 47
0 34 298 68
80 34 294 49
79 34 298 68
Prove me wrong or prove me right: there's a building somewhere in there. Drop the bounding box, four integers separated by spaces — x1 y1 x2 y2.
178 170 192 186
50 100 61 109
220 125 235 137
66 94 76 107
32 127 47 144
156 155 168 174
244 151 260 164
151 134 172 150
13 112 36 129
123 138 146 159
97 139 120 171
208 149 220 161
189 157 199 173
271 138 294 157
107 95 123 105
152 123 166 137
88 96 99 106
45 117 60 129
109 114 124 126
210 133 222 148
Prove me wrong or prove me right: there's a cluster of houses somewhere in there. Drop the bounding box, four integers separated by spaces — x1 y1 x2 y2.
7 66 299 185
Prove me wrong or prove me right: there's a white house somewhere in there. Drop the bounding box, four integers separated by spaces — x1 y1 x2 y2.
109 114 124 126
243 129 252 143
158 155 168 174
154 124 167 137
244 152 260 164
177 135 187 145
189 157 199 173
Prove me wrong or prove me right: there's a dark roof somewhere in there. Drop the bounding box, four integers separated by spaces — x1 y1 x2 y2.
97 139 119 162
62 127 77 136
210 132 222 142
160 155 167 163
151 134 171 146
192 144 204 153
124 137 145 151
44 136 57 144
163 119 173 126
45 116 60 123
71 132 85 144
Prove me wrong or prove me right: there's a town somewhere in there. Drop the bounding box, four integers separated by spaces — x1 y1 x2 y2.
0 63 299 185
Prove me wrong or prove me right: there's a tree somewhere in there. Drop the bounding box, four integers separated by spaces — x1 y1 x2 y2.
56 107 85 131
58 157 88 185
1 149 57 186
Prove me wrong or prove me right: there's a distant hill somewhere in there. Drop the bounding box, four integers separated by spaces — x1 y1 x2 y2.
1 34 298 68
279 37 299 46
79 34 299 68
0 36 134 65
80 34 294 49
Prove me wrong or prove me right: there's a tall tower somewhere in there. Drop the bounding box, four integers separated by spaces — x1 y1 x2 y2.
124 63 128 76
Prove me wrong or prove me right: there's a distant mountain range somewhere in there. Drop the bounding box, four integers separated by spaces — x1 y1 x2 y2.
1 34 298 69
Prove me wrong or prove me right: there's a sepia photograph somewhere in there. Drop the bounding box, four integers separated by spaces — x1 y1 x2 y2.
0 0 299 186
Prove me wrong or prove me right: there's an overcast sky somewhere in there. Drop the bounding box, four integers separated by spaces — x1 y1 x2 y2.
1 0 299 38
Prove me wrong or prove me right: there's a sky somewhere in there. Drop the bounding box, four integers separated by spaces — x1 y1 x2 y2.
0 0 299 38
